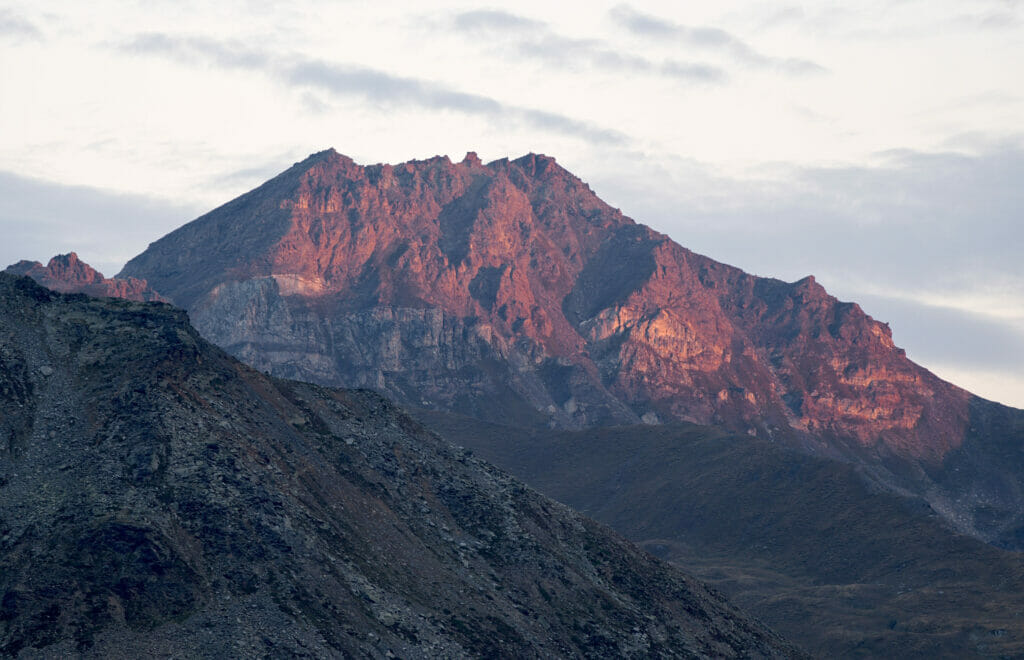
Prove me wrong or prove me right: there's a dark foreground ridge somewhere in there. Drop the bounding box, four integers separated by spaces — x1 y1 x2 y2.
0 273 800 658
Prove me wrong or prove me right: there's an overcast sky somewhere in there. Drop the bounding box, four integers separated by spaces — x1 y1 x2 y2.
1 0 1021 407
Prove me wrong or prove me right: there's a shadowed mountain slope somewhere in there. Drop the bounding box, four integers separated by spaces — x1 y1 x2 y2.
417 410 1024 658
0 273 799 658
113 149 1024 547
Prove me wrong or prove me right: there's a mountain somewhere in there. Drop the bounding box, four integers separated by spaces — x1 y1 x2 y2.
0 272 799 658
116 149 1024 547
6 253 165 303
420 411 1024 658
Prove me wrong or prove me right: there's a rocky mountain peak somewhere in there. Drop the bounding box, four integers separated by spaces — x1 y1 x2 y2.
510 152 561 176
6 253 100 286
115 151 969 449
42 252 101 286
5 253 165 303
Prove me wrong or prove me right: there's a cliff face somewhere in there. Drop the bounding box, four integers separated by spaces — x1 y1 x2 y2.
119 149 973 460
6 253 165 303
0 273 798 658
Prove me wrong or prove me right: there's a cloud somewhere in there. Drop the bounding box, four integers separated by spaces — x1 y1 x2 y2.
119 32 626 145
950 3 1022 31
974 12 1021 29
281 59 502 114
452 9 543 32
122 33 269 68
609 4 826 75
756 6 807 29
659 60 724 82
524 33 726 82
207 156 304 191
450 9 726 84
0 171 202 278
0 9 42 41
514 32 726 82
607 143 1024 291
855 293 1024 376
608 5 678 38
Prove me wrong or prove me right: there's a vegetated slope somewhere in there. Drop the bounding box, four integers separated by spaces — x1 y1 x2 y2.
115 149 1024 547
418 410 1024 658
0 273 800 659
6 253 164 302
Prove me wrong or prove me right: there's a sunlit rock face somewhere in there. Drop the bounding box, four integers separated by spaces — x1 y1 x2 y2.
118 148 974 462
6 253 165 303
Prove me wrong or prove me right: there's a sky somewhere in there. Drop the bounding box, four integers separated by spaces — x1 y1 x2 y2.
1 0 1021 407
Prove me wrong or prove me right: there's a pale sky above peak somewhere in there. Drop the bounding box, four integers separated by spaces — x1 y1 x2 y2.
1 0 1022 406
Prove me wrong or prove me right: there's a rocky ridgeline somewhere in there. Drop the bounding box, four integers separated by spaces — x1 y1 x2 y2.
6 253 164 303
115 151 966 453
0 273 800 658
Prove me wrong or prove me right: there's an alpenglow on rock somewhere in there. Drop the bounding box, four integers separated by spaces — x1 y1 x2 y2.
109 148 1023 546
119 150 968 447
6 252 165 303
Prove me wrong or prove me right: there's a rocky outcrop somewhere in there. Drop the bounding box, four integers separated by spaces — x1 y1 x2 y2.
0 272 800 658
6 253 165 303
118 149 1024 544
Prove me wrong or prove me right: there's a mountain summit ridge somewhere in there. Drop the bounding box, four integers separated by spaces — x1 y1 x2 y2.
7 253 165 303
119 150 968 450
